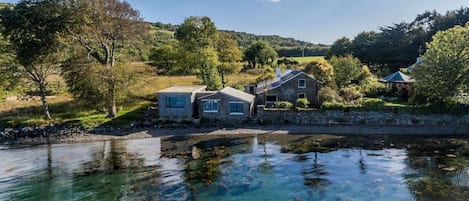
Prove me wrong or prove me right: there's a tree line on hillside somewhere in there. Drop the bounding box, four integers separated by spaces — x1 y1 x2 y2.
326 7 469 74
152 21 329 57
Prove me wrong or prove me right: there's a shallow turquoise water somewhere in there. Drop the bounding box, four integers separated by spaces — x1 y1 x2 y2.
0 135 468 201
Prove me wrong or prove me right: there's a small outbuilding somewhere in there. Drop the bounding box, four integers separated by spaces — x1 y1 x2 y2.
198 87 255 121
157 85 207 120
379 71 415 84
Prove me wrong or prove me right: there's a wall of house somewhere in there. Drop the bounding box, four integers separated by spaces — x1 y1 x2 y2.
257 105 469 128
199 93 253 121
158 93 194 119
257 73 321 107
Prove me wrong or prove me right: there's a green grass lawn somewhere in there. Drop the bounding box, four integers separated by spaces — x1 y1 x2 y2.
283 56 324 64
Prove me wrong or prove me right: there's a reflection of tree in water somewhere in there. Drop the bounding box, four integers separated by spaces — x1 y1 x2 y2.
404 138 469 201
184 146 224 185
6 144 60 201
358 149 367 174
73 140 163 200
302 152 330 189
258 139 274 174
162 136 253 194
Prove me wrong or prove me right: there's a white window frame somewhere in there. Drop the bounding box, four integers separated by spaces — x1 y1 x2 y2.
298 79 306 88
229 101 244 115
298 93 306 99
202 99 219 113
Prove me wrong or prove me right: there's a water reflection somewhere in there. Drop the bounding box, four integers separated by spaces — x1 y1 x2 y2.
0 134 468 201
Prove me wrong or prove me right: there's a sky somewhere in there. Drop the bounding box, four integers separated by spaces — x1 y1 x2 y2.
2 0 469 44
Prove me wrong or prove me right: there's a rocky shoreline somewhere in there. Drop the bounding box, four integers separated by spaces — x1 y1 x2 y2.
0 124 152 145
1 122 468 145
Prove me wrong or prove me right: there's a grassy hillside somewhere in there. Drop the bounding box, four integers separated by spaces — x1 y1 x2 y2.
151 22 329 57
284 56 324 64
0 63 259 127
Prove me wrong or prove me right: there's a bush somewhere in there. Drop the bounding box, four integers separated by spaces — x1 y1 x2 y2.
318 86 342 104
232 84 245 91
321 101 346 110
339 85 363 105
275 101 293 109
296 98 310 108
359 76 387 98
362 98 385 110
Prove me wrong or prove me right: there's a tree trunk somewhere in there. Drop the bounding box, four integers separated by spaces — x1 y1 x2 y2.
107 56 117 119
107 79 117 119
39 84 52 120
221 72 226 88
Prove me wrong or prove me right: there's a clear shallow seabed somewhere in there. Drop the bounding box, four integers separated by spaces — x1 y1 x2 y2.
1 134 468 201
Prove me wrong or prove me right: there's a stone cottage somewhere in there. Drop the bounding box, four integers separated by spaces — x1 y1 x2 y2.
198 87 255 121
255 70 322 107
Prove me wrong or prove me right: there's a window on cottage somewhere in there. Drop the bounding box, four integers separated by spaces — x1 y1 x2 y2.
266 95 277 102
265 95 278 108
298 93 306 99
203 100 218 112
298 79 306 88
166 97 185 108
229 102 244 115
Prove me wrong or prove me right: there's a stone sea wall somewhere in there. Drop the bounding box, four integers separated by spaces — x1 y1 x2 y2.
257 105 469 126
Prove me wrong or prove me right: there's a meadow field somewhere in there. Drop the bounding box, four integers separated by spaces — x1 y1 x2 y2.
0 63 259 127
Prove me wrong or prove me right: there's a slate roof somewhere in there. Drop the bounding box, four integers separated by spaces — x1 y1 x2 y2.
379 71 415 83
198 87 255 102
406 57 423 72
256 70 318 94
220 87 255 102
157 85 207 93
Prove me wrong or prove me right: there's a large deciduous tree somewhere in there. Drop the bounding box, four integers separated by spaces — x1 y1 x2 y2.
67 0 145 118
215 32 242 87
304 58 335 88
325 37 352 59
0 27 19 100
329 55 363 89
175 16 222 90
149 42 180 75
1 0 68 120
244 41 277 69
413 23 469 104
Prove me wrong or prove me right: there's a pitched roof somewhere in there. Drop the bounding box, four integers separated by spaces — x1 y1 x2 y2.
406 57 423 72
220 87 255 102
379 71 415 83
256 70 319 94
157 85 207 93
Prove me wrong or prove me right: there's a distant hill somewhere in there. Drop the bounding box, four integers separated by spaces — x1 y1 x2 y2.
152 22 329 57
0 2 13 9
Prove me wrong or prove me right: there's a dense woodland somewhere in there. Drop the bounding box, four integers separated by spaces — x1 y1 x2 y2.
326 7 469 74
152 22 330 57
0 0 467 125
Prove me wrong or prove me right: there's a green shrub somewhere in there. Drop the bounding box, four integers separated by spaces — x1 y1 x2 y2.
339 85 363 105
296 98 310 108
362 98 385 110
232 84 245 91
275 101 293 109
318 86 342 103
321 101 346 110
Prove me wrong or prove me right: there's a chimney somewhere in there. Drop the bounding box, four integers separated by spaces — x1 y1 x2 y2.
416 57 422 64
276 66 281 78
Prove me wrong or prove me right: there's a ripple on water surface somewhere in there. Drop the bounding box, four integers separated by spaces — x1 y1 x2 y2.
0 134 468 201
